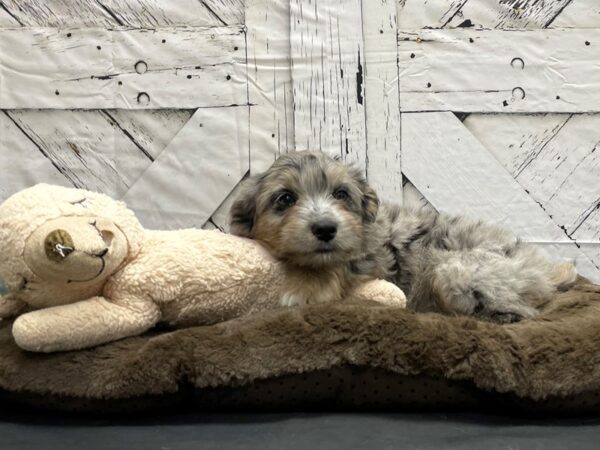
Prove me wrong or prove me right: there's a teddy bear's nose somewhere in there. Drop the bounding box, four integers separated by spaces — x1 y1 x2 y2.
45 229 75 262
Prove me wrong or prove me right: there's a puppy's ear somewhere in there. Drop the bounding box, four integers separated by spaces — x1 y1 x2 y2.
349 166 379 223
229 175 261 237
362 184 379 223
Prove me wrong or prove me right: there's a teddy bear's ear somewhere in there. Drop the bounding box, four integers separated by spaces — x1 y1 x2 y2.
229 175 262 237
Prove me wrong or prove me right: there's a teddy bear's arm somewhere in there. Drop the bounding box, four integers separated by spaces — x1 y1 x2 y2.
0 294 27 319
11 295 161 352
347 279 407 307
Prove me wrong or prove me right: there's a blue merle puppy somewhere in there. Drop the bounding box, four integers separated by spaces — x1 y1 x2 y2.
229 151 577 323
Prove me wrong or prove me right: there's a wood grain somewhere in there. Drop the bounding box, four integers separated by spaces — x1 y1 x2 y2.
3 110 154 198
101 110 194 160
0 27 246 109
465 113 600 257
442 0 575 29
122 105 249 229
397 0 574 29
0 111 71 203
290 0 367 171
398 28 600 113
402 111 600 281
551 1 600 28
0 0 242 28
245 0 295 174
363 0 402 204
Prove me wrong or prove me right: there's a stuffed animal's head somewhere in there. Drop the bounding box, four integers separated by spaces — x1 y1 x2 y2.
0 184 144 307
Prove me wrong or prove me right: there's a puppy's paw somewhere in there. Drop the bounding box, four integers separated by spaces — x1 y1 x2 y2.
280 292 303 307
482 305 539 324
489 311 529 324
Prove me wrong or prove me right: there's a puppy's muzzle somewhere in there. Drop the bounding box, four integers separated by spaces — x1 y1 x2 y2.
311 220 338 242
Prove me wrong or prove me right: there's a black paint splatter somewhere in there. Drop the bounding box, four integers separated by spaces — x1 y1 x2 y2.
356 49 364 105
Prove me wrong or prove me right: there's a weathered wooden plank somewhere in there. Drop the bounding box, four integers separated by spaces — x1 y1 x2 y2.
200 0 245 26
204 179 247 232
0 0 241 27
122 105 249 229
3 110 154 198
0 27 246 109
0 111 71 203
551 1 600 28
290 0 367 170
464 113 570 176
363 0 402 204
95 0 240 27
397 0 574 29
0 4 22 26
402 176 436 213
101 110 195 160
0 28 113 109
402 111 600 281
443 0 575 29
245 0 295 173
0 0 115 27
465 113 600 241
397 0 468 29
398 29 600 113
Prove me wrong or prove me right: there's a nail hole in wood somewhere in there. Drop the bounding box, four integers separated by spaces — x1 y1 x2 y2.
234 46 239 51
226 74 231 80
135 61 148 74
187 75 192 79
512 87 525 100
502 100 508 107
556 95 560 100
510 57 524 69
67 32 72 37
97 45 101 50
379 29 384 34
469 37 474 43
585 41 591 46
410 53 415 59
137 92 150 105
271 133 275 138
427 82 432 88
55 90 60 96
118 81 123 86
162 39 166 43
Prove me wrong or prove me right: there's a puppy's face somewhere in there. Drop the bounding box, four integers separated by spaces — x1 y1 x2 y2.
230 151 378 269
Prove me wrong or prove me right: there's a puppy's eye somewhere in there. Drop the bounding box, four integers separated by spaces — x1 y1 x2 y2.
333 188 349 201
274 191 296 209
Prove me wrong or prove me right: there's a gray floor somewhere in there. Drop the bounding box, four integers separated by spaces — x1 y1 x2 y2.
1 412 600 450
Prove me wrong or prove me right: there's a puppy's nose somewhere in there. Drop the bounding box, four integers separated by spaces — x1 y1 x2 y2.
311 221 337 242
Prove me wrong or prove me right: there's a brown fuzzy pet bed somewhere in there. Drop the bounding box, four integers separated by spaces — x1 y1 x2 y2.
1 279 600 415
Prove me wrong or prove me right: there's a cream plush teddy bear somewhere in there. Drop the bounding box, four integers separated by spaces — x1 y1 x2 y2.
0 184 406 353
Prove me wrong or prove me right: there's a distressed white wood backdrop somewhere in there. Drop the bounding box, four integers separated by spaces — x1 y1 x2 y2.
0 0 598 281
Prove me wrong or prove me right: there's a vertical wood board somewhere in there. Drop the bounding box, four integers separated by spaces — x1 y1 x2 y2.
363 0 402 203
290 0 367 170
245 0 295 173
